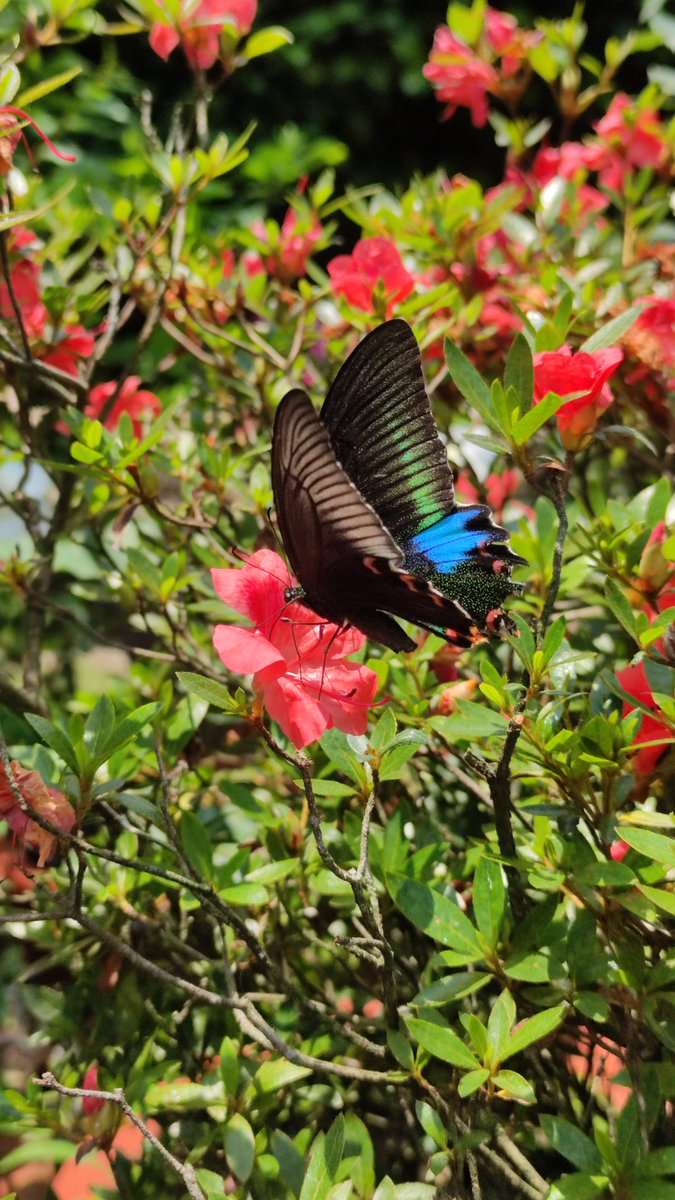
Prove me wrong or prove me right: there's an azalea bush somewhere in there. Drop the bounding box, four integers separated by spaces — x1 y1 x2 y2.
1 3 674 1200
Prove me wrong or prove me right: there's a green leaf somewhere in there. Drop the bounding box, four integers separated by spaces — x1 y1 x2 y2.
501 1004 567 1060
639 1146 675 1177
218 1037 239 1097
548 1173 610 1199
177 672 241 713
487 990 516 1061
0 1139 76 1171
23 714 80 773
638 885 675 916
415 1100 448 1148
252 1059 312 1093
577 861 637 887
180 812 213 880
473 857 506 949
628 1184 675 1200
581 306 643 352
83 695 115 763
492 1070 536 1103
444 340 495 426
541 1116 603 1172
413 972 491 1007
219 881 268 905
321 729 367 784
387 1029 415 1071
504 333 534 412
620 829 675 866
245 25 294 58
503 951 565 983
94 701 163 765
405 1018 480 1070
299 1115 345 1200
145 1079 225 1110
457 1068 490 1097
16 65 82 107
604 579 639 639
246 858 299 884
387 875 484 960
272 1130 305 1198
225 1113 256 1183
511 389 569 445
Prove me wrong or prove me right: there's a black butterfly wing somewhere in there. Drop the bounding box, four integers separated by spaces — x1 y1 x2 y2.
320 319 454 543
272 390 479 653
320 319 526 629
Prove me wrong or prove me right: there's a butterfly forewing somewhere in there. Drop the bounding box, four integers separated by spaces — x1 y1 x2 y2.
272 390 404 606
321 319 456 542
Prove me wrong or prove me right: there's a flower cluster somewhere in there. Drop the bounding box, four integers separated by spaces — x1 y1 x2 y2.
150 0 257 70
0 228 95 378
328 237 416 317
0 759 74 866
85 377 163 437
211 549 380 748
424 8 538 126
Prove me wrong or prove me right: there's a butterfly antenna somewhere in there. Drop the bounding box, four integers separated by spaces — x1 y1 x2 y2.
266 507 285 552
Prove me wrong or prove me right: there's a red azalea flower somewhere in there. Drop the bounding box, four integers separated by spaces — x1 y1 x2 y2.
43 324 97 377
626 297 675 377
85 376 162 436
150 0 257 69
584 93 671 192
0 231 48 338
211 548 380 748
533 344 623 451
328 237 415 317
0 759 74 867
423 25 498 126
615 659 673 776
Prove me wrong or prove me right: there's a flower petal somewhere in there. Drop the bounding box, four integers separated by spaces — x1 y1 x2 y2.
213 624 284 675
262 676 328 748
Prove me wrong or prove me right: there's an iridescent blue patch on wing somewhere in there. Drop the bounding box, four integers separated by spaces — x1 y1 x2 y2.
406 508 493 573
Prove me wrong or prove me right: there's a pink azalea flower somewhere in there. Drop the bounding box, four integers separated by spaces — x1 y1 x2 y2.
533 344 623 451
85 376 162 437
0 759 74 867
149 0 257 70
211 549 380 748
327 237 415 317
423 25 498 126
615 659 673 776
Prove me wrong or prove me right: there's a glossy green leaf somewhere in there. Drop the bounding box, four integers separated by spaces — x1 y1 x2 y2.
387 875 484 960
225 1113 255 1182
406 1018 480 1069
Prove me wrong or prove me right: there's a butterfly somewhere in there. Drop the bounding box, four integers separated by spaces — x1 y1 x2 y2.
271 319 525 654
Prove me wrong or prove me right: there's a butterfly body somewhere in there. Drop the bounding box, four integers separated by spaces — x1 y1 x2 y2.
272 319 524 653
